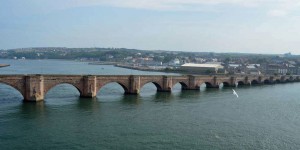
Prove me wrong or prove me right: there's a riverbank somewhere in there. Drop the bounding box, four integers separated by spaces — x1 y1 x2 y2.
115 64 189 74
115 64 162 71
88 61 118 65
0 64 10 68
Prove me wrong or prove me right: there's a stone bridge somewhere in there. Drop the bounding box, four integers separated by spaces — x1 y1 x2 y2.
0 74 299 101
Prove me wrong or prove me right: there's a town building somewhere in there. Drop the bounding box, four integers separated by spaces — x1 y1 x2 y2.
180 63 224 74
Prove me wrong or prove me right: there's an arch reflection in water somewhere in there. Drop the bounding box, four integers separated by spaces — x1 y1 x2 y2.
199 83 207 91
121 95 142 105
152 92 174 103
19 101 45 120
97 82 125 102
172 82 185 93
77 98 100 112
140 82 161 96
219 82 227 88
45 84 81 105
176 90 201 100
45 83 81 99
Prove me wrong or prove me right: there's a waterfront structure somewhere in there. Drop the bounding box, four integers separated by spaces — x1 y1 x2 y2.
265 63 299 75
227 64 242 74
181 63 224 74
246 64 261 75
0 74 299 102
266 64 287 75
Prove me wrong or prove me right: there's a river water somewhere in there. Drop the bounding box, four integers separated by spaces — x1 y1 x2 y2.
0 59 300 150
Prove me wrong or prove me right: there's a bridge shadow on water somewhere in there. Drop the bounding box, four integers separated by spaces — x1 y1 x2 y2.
119 93 175 104
175 90 201 100
17 101 46 120
119 95 142 105
16 98 102 119
152 92 175 103
77 98 100 112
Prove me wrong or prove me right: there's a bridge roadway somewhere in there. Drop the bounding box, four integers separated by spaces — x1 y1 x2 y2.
0 74 299 101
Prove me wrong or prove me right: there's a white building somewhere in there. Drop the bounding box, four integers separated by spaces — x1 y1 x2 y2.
180 63 224 74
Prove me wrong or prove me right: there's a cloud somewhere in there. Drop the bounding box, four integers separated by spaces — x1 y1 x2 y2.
267 0 300 17
268 10 288 17
60 0 300 16
3 0 300 17
68 0 266 10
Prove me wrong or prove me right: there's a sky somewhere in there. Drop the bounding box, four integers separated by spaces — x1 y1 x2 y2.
1 0 300 54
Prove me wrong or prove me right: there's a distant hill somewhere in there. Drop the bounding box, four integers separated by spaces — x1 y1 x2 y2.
0 47 299 64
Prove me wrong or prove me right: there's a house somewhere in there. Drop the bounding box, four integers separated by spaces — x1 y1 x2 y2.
287 64 297 75
227 64 242 74
246 65 261 75
266 64 287 75
169 58 181 66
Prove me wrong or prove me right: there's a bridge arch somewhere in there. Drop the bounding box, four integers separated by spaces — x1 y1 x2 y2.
251 80 259 85
45 83 83 98
140 81 163 91
220 82 230 88
263 79 271 84
0 82 24 99
195 80 214 88
97 81 129 94
204 82 213 87
172 81 189 90
274 79 281 83
237 81 245 86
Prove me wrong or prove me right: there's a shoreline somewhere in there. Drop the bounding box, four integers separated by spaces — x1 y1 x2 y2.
88 61 118 65
114 64 189 74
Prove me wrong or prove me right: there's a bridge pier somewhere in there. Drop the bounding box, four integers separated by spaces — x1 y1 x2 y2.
80 75 97 98
224 77 237 87
207 76 220 88
240 77 251 86
125 75 140 94
182 75 200 91
24 75 44 102
157 76 172 92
